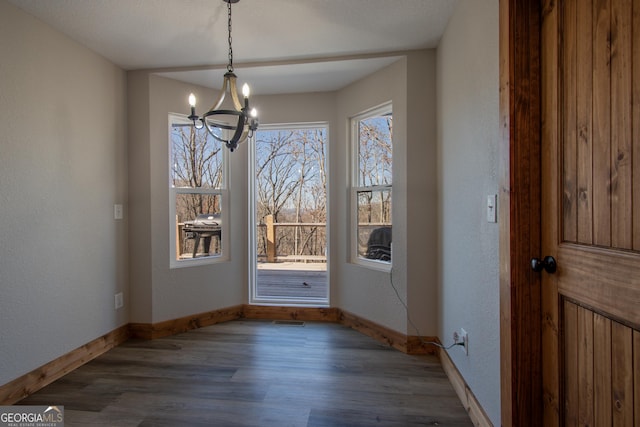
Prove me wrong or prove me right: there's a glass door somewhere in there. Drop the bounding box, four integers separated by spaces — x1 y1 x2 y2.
249 123 329 306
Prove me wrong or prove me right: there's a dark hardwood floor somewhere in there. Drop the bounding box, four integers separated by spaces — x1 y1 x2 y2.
18 320 472 426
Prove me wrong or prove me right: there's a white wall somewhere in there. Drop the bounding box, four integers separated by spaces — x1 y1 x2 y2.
405 52 438 336
0 0 128 385
334 53 438 336
437 0 500 424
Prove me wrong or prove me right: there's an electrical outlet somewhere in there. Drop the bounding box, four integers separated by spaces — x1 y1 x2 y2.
114 292 123 310
453 328 469 355
459 328 468 355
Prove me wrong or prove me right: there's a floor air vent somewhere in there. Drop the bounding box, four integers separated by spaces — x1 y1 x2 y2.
272 320 305 326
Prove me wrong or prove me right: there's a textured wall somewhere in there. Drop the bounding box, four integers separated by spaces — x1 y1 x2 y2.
437 0 500 424
405 51 438 336
334 54 438 336
0 0 128 385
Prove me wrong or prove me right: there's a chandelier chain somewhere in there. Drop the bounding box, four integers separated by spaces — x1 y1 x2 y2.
227 1 233 72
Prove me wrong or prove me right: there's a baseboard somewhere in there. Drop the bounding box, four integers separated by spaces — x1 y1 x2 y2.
439 347 493 427
128 305 339 339
129 305 244 339
242 304 341 322
0 324 130 405
340 310 439 355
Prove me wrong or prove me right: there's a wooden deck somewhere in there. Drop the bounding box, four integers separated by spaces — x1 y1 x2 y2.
256 262 327 299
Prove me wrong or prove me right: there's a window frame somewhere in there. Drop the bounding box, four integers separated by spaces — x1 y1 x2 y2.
168 113 230 269
350 103 393 271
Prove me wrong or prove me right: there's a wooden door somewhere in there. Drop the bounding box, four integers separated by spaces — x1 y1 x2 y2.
542 0 640 424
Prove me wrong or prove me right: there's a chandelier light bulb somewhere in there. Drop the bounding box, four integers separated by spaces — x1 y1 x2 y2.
250 108 258 117
188 93 199 126
242 83 250 98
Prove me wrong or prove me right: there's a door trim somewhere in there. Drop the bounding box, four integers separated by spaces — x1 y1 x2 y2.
499 0 543 425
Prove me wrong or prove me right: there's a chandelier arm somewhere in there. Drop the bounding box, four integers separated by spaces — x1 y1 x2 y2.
227 75 244 111
209 74 230 112
237 127 250 143
227 129 250 151
232 114 246 139
202 109 245 122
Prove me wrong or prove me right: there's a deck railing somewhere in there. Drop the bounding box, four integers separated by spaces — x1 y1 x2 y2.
258 215 326 263
178 214 390 262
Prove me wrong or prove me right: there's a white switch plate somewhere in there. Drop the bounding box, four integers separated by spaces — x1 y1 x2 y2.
114 204 123 220
114 292 123 309
487 194 497 223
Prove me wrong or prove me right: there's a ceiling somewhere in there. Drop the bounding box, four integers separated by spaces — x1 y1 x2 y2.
8 0 459 95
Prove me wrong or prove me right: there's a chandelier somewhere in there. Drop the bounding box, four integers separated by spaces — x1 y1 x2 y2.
188 0 259 152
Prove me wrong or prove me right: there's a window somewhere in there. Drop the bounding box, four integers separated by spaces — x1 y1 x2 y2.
169 114 229 268
351 104 392 268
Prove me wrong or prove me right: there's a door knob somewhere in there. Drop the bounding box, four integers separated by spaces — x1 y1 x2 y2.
530 256 557 274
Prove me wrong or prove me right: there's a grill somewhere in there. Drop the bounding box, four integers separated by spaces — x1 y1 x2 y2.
183 214 222 258
365 226 392 261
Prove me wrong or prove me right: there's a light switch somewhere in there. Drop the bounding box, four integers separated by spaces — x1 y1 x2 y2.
114 204 123 220
487 195 497 223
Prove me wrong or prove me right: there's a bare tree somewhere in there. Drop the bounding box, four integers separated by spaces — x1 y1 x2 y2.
171 124 223 222
358 115 392 224
256 130 301 223
255 127 328 258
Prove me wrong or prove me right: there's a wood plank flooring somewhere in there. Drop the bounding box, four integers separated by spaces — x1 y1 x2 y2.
18 320 472 426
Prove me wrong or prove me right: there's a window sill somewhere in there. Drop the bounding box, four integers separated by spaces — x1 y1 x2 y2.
350 257 392 273
170 255 228 269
